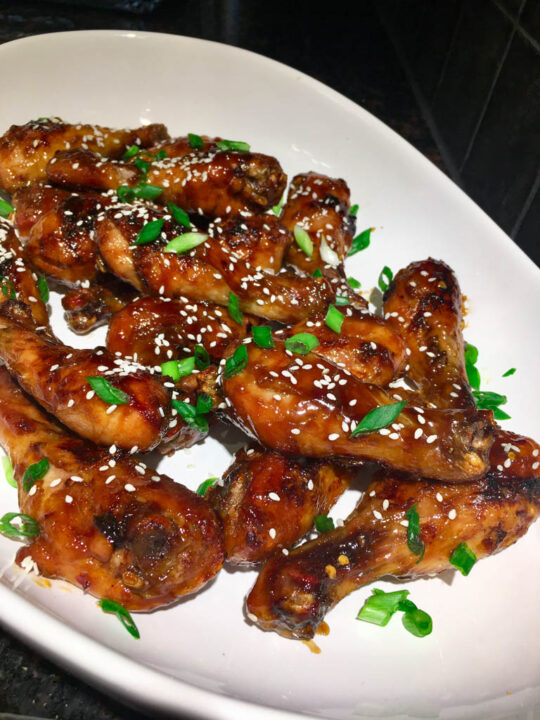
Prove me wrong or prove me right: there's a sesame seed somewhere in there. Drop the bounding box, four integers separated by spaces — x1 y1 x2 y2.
328 433 339 441
247 612 258 622
426 434 437 444
29 485 37 496
373 510 383 520
65 495 73 504
282 548 289 555
400 519 409 527
268 492 280 501
532 462 539 470
414 428 423 439
436 493 443 502
86 390 95 400
50 478 62 487
269 528 277 539
291 428 300 435
124 484 136 492
106 404 117 414
382 499 389 510
448 509 457 520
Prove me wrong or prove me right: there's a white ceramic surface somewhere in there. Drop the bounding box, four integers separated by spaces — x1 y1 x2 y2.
0 31 539 720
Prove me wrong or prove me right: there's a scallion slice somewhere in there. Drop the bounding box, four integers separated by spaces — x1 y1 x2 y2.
188 133 204 149
314 515 335 533
350 203 359 217
378 265 393 292
161 357 196 380
405 503 425 561
196 477 218 496
86 377 130 405
122 144 140 160
334 296 349 306
194 344 211 370
116 183 163 203
325 305 344 334
167 202 191 229
22 458 49 492
134 156 151 177
312 268 323 278
164 232 208 254
196 392 213 415
293 225 314 257
348 228 372 257
2 456 16 488
464 343 480 390
449 542 477 576
401 607 432 637
171 398 209 434
216 139 250 152
0 199 14 217
284 333 319 355
98 599 140 639
134 218 164 245
502 367 516 377
224 344 248 379
350 400 407 437
228 292 243 325
252 326 274 349
347 276 361 289
356 588 410 626
37 275 49 303
0 512 40 539
271 193 285 216
0 276 16 299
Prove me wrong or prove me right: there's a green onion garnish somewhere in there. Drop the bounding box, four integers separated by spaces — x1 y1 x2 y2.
348 228 372 257
196 392 213 415
228 292 243 325
325 305 344 334
188 133 204 149
224 344 249 379
334 296 349 306
196 477 218 496
314 515 335 533
116 183 163 203
0 199 14 217
98 599 140 639
2 456 16 488
194 344 211 370
405 504 425 561
37 275 49 303
347 276 361 289
171 397 210 434
0 512 40 539
350 400 407 437
164 232 208 254
22 458 49 492
312 268 323 278
167 202 191 229
0 276 16 299
464 343 480 390
502 368 516 377
293 225 314 258
357 588 410 626
271 193 285 216
472 390 508 419
252 326 275 349
401 607 433 637
350 203 359 217
161 357 196 380
134 156 151 177
378 265 393 292
449 542 477 576
216 139 250 152
122 144 140 160
152 149 167 160
134 218 164 246
284 332 319 355
86 377 130 405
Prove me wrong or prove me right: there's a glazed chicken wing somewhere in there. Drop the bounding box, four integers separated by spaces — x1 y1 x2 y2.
0 118 168 193
61 274 139 334
207 446 350 566
0 367 223 610
221 340 494 481
11 183 70 240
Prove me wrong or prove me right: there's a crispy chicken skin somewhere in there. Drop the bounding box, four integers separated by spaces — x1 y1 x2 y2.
62 274 138 335
207 446 350 566
0 118 169 193
280 172 355 273
107 296 249 366
0 368 223 609
0 219 49 329
46 146 287 217
247 457 540 639
221 340 494 482
0 302 172 451
383 259 474 409
11 184 70 240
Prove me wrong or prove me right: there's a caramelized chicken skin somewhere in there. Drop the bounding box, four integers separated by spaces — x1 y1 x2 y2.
62 274 139 334
207 446 350 566
0 118 168 193
11 184 70 239
221 340 494 481
247 460 540 639
0 368 223 609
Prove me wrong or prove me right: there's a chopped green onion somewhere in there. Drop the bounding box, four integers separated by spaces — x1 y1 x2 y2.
314 515 335 533
502 368 516 377
116 183 163 203
405 504 425 561
134 218 164 245
167 202 191 229
284 332 319 355
472 390 508 420
0 276 16 299
86 377 129 405
350 400 407 437
493 408 511 420
196 392 213 415
224 344 249 379
378 265 393 292
37 275 49 303
293 225 314 258
357 588 410 626
161 357 196 380
252 325 275 349
134 156 150 177
348 228 372 257
196 477 218 496
122 144 140 160
0 512 40 540
188 133 204 149
350 203 359 216
2 456 16 488
153 149 167 160
228 292 243 325
271 193 285 216
216 139 250 152
450 542 477 576
22 458 49 492
325 305 344 334
401 607 433 637
194 344 211 370
312 268 323 278
464 343 481 390
347 276 361 290
334 296 349 306
98 599 140 639
0 199 14 217
171 398 209 434
164 232 208 254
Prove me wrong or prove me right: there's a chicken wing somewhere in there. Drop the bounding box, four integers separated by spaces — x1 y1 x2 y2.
221 340 494 481
0 367 223 610
62 274 139 335
0 118 168 193
207 446 350 566
11 183 70 240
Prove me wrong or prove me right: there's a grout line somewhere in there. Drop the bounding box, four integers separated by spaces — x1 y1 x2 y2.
492 0 540 52
431 0 466 106
510 167 540 238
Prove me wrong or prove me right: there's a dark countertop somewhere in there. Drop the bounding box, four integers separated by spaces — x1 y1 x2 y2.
0 2 443 719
